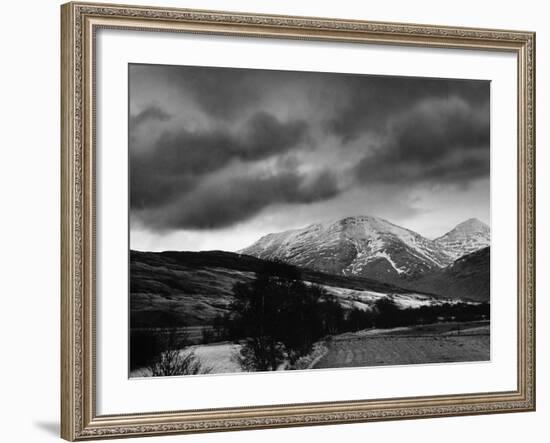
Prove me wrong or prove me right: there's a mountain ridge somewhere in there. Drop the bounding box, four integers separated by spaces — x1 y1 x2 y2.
239 215 489 286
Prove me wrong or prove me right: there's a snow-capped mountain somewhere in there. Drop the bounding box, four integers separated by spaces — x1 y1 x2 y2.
240 216 453 284
239 216 490 286
434 218 490 260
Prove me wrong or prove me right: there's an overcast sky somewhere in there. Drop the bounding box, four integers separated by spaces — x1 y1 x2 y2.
129 64 490 252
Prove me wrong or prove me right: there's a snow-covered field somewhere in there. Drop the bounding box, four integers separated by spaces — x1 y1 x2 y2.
131 340 333 376
188 342 243 374
316 283 454 311
130 342 243 377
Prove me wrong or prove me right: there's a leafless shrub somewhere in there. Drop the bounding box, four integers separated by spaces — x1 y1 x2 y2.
148 349 211 376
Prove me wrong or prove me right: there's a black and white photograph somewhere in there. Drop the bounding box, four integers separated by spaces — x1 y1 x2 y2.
129 64 491 377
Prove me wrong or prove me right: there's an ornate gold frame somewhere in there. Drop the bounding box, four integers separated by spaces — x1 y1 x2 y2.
61 2 536 440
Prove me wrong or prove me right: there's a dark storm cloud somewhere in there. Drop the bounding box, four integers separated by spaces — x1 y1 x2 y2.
167 66 263 119
130 64 490 235
142 111 307 175
139 169 341 230
130 105 171 130
328 76 489 142
134 64 366 121
354 96 489 186
130 111 309 210
147 65 289 120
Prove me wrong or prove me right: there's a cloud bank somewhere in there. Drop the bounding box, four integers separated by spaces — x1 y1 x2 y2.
129 64 490 240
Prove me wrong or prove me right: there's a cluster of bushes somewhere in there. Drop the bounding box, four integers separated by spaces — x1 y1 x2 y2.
130 328 209 376
345 298 490 331
148 348 211 377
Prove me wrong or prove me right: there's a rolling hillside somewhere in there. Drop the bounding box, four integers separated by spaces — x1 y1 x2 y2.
405 247 490 302
130 249 447 328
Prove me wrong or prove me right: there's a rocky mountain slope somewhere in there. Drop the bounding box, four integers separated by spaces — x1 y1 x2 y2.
240 216 490 287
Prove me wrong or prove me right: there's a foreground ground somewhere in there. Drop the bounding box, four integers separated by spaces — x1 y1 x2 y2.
130 321 489 377
312 321 490 369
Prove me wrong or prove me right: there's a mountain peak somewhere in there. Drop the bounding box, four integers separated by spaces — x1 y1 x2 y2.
240 215 453 283
439 218 490 238
434 218 490 260
334 215 399 230
239 215 491 285
454 218 489 230
322 214 386 228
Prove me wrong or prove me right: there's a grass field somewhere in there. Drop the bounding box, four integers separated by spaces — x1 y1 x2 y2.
312 321 489 369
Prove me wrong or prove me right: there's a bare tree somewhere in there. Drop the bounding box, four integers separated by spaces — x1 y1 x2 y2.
146 327 211 376
149 349 211 376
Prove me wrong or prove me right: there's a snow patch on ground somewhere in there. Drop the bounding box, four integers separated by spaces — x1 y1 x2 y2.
291 342 329 370
187 343 243 374
130 343 243 377
376 251 407 274
314 283 443 311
